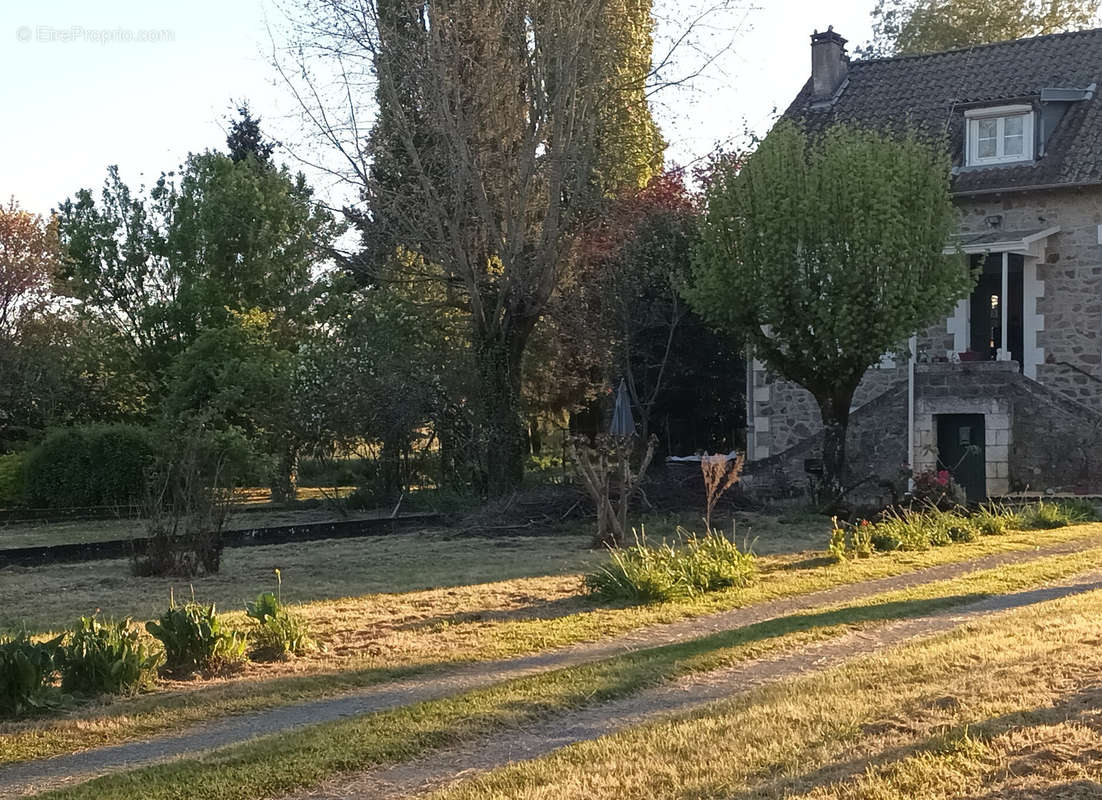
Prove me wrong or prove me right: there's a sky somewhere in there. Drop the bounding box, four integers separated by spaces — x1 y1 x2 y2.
0 0 875 218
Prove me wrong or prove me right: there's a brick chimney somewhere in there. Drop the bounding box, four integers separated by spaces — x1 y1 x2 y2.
811 27 848 104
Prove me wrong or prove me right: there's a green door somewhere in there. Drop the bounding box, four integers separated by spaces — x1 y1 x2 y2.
937 414 986 502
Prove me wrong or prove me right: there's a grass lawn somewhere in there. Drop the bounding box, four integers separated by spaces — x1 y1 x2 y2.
30 546 1102 800
431 579 1102 799
5 523 1102 769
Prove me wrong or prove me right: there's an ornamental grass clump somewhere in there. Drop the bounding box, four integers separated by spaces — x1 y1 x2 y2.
1021 498 1100 529
585 527 755 605
971 502 1022 536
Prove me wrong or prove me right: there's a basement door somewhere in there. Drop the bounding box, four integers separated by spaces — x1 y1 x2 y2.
936 414 986 502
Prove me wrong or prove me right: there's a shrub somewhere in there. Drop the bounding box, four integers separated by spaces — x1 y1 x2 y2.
0 452 26 507
245 571 313 661
585 528 755 605
59 617 162 696
677 528 757 592
23 424 154 509
0 632 63 716
145 600 247 676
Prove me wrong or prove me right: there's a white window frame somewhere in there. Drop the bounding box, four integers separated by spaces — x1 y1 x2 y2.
965 105 1034 166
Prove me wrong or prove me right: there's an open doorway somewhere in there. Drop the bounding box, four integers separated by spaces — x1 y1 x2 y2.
968 253 1023 368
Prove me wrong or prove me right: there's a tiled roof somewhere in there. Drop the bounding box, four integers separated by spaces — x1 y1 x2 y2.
784 28 1102 194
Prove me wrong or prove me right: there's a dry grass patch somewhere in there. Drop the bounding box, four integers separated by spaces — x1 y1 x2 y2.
5 525 1102 771
26 550 1102 799
429 586 1102 800
0 532 597 632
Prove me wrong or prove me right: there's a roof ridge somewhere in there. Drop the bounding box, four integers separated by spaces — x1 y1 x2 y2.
854 25 1102 68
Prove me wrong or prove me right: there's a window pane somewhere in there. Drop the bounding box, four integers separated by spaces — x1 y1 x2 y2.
977 118 997 158
1003 114 1025 156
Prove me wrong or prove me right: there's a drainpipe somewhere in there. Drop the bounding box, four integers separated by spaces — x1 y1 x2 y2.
908 334 916 492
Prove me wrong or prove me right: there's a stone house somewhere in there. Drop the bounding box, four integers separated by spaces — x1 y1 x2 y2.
746 27 1102 501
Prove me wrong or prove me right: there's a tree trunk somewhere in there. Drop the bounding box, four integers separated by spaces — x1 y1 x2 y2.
269 442 298 505
379 436 402 505
473 325 529 496
815 386 856 512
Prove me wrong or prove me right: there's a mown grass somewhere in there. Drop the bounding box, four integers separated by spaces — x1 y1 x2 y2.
30 546 1102 800
429 580 1102 800
0 533 598 631
5 524 1102 767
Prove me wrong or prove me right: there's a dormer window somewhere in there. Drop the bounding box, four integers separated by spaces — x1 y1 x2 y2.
965 105 1034 166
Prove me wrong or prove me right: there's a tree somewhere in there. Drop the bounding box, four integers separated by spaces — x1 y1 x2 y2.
586 171 697 444
863 0 1100 57
686 122 972 507
282 0 664 495
58 109 339 498
0 199 58 340
225 103 276 164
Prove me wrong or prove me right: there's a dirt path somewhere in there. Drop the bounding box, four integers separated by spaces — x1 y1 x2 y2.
287 569 1102 800
2 535 1100 798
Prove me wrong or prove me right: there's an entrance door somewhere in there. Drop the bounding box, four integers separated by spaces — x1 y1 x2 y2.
968 253 1024 367
936 414 986 502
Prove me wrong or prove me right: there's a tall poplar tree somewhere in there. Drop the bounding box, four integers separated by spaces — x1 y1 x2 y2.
297 0 665 494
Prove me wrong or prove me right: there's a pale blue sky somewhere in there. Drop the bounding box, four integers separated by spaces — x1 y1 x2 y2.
0 1 874 217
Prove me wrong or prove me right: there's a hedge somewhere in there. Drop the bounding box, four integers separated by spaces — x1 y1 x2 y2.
0 452 26 507
22 425 155 509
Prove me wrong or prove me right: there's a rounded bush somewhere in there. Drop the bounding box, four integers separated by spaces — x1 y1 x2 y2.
23 424 155 509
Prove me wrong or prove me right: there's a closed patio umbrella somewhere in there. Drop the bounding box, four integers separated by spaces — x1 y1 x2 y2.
609 379 635 437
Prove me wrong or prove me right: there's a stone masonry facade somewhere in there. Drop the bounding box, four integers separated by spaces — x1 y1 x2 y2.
746 185 1102 497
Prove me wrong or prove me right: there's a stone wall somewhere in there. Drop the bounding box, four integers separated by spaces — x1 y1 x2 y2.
750 362 907 458
747 360 1102 502
911 362 1015 495
744 382 908 507
957 186 1102 401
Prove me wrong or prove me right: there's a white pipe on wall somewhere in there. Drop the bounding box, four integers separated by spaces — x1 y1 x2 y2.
1000 251 1010 360
908 334 916 491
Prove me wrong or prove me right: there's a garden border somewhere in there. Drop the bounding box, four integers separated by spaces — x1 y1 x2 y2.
0 514 442 568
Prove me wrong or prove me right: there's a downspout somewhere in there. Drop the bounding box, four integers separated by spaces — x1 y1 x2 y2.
908 335 916 492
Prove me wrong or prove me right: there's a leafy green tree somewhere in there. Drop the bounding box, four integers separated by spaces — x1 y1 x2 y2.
687 122 971 506
56 166 179 391
864 0 1100 57
58 109 339 498
162 308 290 495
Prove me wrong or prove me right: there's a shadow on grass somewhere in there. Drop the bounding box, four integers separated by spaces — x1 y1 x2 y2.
396 595 591 632
721 643 1102 799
